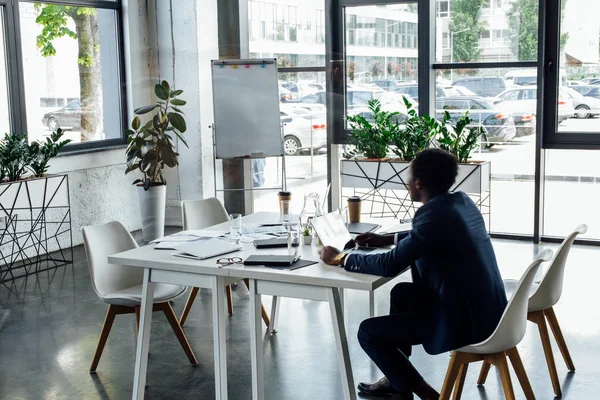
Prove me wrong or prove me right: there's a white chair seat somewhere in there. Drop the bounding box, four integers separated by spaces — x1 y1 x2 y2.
103 283 186 307
503 279 544 312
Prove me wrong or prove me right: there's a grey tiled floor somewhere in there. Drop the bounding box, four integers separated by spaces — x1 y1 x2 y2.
0 238 598 399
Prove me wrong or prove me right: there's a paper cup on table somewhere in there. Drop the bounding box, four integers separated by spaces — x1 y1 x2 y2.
278 191 291 213
347 196 362 223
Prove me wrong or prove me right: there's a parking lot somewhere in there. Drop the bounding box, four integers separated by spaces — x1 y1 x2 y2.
254 114 600 239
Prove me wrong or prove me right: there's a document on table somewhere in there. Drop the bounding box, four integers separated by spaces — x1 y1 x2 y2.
379 222 412 235
151 230 228 250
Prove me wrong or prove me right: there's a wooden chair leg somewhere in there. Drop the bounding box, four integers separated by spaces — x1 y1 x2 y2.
531 310 562 397
545 307 575 371
90 305 117 373
440 351 462 400
242 278 270 327
160 302 198 365
179 287 200 326
135 306 140 337
452 363 469 400
507 347 536 400
477 361 492 385
495 353 516 400
226 285 233 316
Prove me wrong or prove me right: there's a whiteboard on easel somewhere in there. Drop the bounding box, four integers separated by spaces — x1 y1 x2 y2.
211 59 283 159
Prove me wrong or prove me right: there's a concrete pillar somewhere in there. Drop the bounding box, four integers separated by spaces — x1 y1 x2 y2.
147 0 219 225
218 0 254 215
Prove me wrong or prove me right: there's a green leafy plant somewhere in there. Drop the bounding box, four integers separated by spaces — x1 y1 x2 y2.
301 224 312 236
391 97 439 161
0 133 36 182
346 99 399 159
436 112 483 163
28 129 71 177
125 81 188 191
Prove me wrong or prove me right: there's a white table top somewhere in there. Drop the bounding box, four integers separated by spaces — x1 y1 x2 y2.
108 212 396 291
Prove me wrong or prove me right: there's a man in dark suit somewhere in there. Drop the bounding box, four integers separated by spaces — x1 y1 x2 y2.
321 149 507 399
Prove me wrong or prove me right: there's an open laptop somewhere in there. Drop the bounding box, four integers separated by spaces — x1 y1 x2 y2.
311 213 377 255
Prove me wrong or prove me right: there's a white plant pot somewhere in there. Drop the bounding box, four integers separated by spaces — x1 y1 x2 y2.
302 235 313 245
137 185 166 242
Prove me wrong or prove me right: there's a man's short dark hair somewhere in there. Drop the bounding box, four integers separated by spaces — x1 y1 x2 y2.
410 148 458 195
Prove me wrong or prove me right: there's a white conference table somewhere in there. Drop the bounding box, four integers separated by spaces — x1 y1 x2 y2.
108 212 401 400
209 212 396 400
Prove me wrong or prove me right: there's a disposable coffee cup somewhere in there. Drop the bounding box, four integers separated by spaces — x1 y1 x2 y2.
347 196 362 223
278 191 291 212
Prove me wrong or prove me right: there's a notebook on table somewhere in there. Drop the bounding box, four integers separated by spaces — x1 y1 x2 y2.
311 213 375 255
171 238 242 260
253 237 299 249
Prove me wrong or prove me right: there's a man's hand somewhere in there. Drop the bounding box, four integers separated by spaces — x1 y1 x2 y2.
319 246 342 266
355 232 394 248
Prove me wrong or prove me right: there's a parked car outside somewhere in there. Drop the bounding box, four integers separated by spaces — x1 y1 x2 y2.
562 86 600 119
42 99 81 131
393 84 459 102
280 105 327 156
451 77 506 97
570 85 600 100
281 82 319 98
436 97 517 144
279 86 298 103
579 78 600 85
373 80 400 91
298 91 326 106
494 86 574 125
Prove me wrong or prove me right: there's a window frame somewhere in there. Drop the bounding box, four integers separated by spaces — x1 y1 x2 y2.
13 0 127 153
541 0 600 149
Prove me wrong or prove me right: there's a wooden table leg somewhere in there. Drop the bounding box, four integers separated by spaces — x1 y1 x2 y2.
327 287 356 400
133 268 155 400
212 276 228 400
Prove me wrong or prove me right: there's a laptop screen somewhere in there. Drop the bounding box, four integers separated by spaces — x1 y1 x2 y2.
311 213 353 250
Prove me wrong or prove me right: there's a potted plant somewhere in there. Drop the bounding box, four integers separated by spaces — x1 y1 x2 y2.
435 112 491 198
125 80 188 241
345 99 397 160
0 129 72 283
301 224 313 245
341 97 436 194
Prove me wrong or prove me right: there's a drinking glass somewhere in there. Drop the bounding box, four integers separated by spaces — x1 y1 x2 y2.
280 200 292 225
229 213 242 244
288 226 299 256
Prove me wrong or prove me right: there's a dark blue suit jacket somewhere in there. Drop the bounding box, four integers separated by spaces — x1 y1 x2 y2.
345 191 507 355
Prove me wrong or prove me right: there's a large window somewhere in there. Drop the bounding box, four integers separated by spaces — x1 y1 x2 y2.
436 0 539 64
247 0 327 214
0 1 125 150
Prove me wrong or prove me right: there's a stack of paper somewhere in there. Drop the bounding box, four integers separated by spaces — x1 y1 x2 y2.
152 230 228 249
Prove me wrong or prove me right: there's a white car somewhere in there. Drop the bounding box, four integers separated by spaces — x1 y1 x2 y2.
494 86 574 124
280 106 327 156
562 86 600 119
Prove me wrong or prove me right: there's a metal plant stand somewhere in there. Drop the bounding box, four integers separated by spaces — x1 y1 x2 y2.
0 175 73 283
341 159 491 229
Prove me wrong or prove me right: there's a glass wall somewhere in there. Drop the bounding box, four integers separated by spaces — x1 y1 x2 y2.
436 0 538 64
0 7 10 136
19 2 123 145
248 1 328 214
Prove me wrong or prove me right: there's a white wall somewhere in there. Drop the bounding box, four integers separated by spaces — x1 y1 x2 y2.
42 0 219 246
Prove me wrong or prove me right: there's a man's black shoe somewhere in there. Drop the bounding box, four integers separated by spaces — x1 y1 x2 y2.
357 377 414 399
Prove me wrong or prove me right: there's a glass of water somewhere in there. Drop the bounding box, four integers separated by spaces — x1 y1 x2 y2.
280 200 292 225
229 213 242 244
288 225 299 256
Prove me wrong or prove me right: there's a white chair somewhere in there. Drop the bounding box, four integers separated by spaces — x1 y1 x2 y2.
82 221 197 372
440 249 553 400
178 198 271 328
479 224 586 397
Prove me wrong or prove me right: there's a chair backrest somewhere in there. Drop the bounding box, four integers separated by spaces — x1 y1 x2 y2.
181 198 229 230
81 221 143 299
469 249 552 354
529 224 587 311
